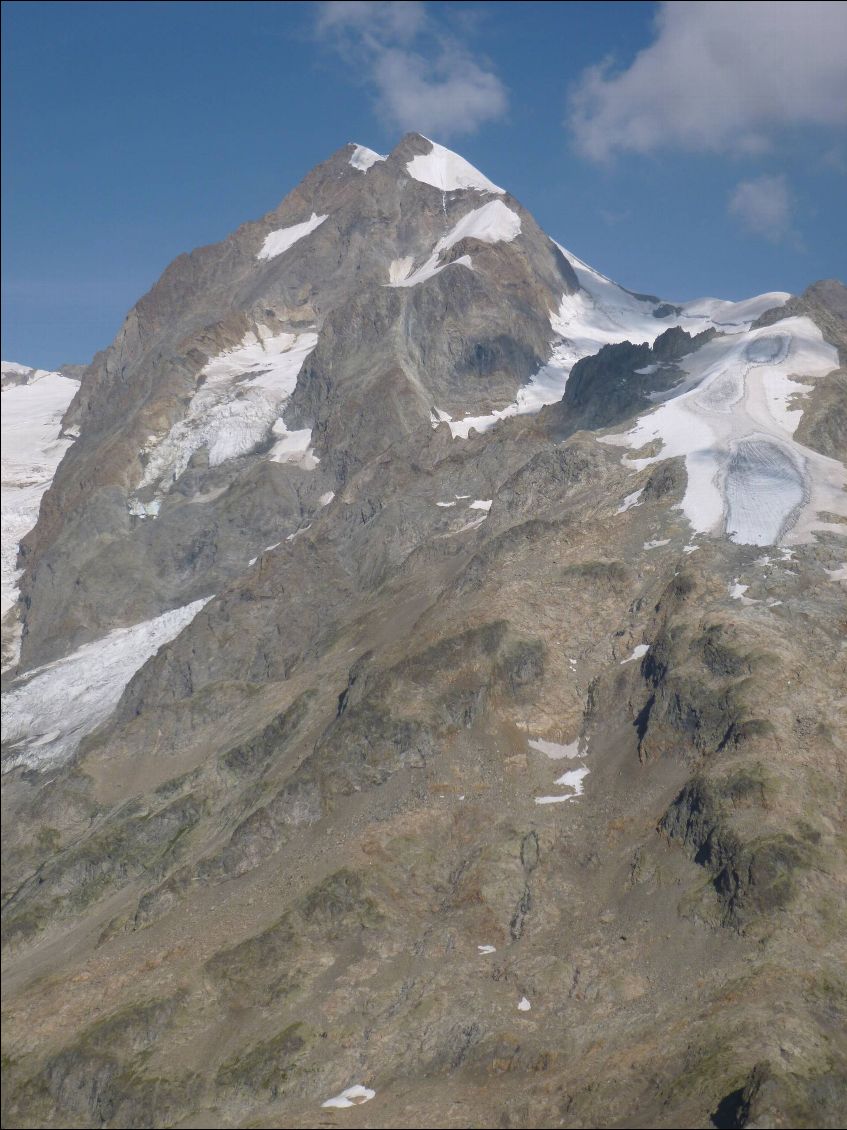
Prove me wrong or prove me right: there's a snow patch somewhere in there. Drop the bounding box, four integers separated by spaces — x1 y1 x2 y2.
269 425 318 467
620 643 649 665
1 360 33 377
251 541 281 565
477 944 496 955
321 1085 375 1109
390 253 472 289
128 498 161 519
554 765 590 797
535 756 590 805
528 738 581 760
430 403 513 438
137 326 318 495
617 489 643 514
2 597 211 770
517 996 532 1011
406 139 504 194
438 199 520 246
470 499 492 511
388 200 519 289
1 369 80 646
257 213 327 260
349 144 386 171
553 243 674 350
680 292 790 327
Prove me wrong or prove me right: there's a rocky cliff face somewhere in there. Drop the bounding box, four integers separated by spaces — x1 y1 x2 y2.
14 133 576 670
2 136 846 1130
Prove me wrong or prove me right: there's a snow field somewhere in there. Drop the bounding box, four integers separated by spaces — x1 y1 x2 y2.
601 316 842 546
406 139 504 194
2 597 211 769
1 369 79 635
136 326 319 499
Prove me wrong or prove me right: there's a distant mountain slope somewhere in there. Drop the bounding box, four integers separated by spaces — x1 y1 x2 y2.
2 138 845 1130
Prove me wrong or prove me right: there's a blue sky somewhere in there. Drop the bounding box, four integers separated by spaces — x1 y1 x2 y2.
3 0 845 369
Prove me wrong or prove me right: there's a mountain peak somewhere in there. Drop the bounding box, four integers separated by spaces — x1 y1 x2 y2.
347 143 386 172
389 132 505 194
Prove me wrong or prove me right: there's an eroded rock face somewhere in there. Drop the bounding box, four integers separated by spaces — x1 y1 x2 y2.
16 134 576 669
2 139 846 1130
753 280 847 461
551 325 718 433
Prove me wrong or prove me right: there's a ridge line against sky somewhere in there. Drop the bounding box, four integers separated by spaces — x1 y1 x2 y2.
2 0 846 369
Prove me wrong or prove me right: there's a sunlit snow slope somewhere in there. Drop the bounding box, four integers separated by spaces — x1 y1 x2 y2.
1 364 79 644
601 316 842 545
133 324 320 510
428 229 841 548
2 597 211 770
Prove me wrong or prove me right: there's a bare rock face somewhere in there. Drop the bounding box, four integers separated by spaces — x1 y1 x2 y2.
16 135 578 668
753 279 847 461
754 278 847 350
552 326 717 432
2 138 846 1130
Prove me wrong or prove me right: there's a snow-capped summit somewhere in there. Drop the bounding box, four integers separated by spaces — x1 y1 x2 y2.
404 135 505 194
5 132 843 683
348 143 386 171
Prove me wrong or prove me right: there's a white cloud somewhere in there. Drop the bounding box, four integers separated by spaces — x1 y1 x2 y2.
568 1 847 162
372 44 507 138
727 174 793 242
315 1 507 138
316 1 425 45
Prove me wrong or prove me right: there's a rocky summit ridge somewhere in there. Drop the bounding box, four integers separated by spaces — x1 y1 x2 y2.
1 134 846 1129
